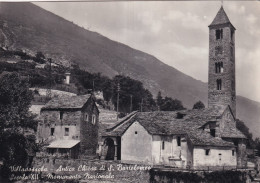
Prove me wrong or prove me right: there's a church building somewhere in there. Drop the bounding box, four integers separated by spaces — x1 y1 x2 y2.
99 6 247 168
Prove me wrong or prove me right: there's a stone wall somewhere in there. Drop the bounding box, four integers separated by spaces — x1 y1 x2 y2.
32 158 150 183
38 110 81 142
121 121 152 162
80 98 99 156
193 147 236 167
151 135 189 167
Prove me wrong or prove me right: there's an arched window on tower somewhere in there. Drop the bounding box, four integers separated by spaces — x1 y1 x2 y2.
215 62 223 73
216 29 223 40
220 62 223 73
217 79 222 90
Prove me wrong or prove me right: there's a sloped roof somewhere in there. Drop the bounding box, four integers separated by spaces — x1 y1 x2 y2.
42 94 91 109
103 107 244 147
188 129 234 147
47 140 80 148
209 6 235 29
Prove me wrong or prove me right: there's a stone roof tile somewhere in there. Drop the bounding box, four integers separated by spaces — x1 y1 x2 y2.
103 108 244 147
42 94 91 109
209 6 235 29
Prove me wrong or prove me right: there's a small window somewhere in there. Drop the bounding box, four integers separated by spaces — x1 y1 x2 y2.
216 29 223 40
92 115 96 125
215 62 223 73
135 131 137 134
65 128 69 136
50 128 54 136
85 114 88 121
217 79 222 90
177 136 181 146
205 149 210 156
60 111 64 120
210 129 216 137
44 117 48 123
162 141 165 150
231 80 235 91
231 30 234 41
232 150 235 156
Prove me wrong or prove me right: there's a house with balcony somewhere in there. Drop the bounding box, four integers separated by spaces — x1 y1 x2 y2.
37 94 99 158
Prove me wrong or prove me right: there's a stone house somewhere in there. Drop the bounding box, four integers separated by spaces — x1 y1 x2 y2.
100 106 246 168
37 94 99 158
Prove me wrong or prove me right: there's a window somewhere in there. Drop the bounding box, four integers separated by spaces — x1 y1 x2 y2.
215 62 223 73
230 46 233 58
232 150 235 156
177 136 181 146
231 30 234 41
44 117 48 123
60 111 64 120
219 153 222 161
65 128 69 136
50 128 54 136
217 79 222 90
162 141 165 150
85 114 89 121
205 149 210 156
92 115 96 125
216 29 223 40
231 80 235 91
210 129 216 137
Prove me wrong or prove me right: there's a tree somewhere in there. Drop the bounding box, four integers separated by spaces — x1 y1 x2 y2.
0 72 38 177
112 75 156 113
36 51 45 59
193 101 205 109
160 97 185 111
236 119 254 149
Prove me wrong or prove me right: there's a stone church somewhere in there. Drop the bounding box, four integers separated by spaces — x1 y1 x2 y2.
99 6 247 168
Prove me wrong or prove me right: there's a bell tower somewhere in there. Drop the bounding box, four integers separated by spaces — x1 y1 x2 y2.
208 6 236 117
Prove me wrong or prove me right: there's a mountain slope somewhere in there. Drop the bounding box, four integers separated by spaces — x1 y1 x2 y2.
0 2 259 137
0 2 207 107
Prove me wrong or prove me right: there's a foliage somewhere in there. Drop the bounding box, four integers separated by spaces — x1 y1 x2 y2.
0 72 38 177
161 97 185 111
156 92 185 111
112 75 156 113
193 101 205 109
236 119 254 149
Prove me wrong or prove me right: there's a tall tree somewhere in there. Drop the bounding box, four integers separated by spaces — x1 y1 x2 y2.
0 72 38 177
192 101 205 109
160 97 185 111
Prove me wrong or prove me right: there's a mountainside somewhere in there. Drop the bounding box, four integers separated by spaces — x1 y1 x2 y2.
0 2 259 137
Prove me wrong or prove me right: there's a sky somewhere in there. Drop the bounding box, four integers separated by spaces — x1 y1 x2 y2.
34 1 260 103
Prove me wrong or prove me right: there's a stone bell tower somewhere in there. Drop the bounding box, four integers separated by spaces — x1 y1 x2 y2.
208 6 236 117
